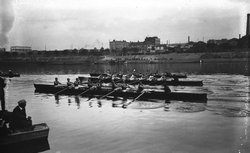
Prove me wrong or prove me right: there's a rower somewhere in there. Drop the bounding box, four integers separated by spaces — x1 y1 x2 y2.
111 80 117 90
96 80 102 90
173 76 179 82
54 77 62 86
74 78 81 89
136 81 144 93
163 83 171 103
67 78 74 88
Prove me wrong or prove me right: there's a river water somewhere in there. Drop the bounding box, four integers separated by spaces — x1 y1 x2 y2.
1 62 250 153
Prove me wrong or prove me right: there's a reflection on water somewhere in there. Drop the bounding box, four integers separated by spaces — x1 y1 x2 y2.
2 138 50 153
2 63 250 153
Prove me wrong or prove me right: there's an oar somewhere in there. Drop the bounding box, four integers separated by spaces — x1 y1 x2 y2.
127 80 141 85
122 91 146 108
77 87 94 97
54 87 68 95
98 88 118 99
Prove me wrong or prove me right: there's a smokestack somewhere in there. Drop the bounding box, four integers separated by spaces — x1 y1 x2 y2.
0 0 15 49
247 13 250 48
188 36 190 43
239 34 241 39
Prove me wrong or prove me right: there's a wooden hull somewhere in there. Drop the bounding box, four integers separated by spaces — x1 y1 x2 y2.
79 77 203 86
0 123 49 145
34 84 207 103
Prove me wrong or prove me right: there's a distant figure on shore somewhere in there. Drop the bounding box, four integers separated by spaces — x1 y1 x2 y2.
54 77 62 86
0 77 6 111
9 99 32 131
8 70 13 76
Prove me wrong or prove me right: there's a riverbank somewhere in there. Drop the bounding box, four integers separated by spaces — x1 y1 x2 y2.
0 52 249 65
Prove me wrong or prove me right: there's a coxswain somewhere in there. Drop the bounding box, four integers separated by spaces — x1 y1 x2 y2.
54 77 62 86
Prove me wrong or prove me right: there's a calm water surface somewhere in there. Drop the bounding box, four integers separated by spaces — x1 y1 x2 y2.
1 62 250 153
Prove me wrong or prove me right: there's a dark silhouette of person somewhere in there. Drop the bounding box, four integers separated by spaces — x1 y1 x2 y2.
0 77 6 111
163 83 171 103
9 99 32 131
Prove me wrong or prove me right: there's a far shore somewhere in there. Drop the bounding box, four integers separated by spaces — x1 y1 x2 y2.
0 52 249 65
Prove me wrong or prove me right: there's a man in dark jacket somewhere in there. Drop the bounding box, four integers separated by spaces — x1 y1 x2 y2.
9 99 32 130
0 77 6 111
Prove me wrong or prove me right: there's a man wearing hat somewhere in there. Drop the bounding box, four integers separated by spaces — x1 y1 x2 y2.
9 99 32 130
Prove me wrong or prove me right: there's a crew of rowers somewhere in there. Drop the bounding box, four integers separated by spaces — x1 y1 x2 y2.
53 77 171 93
98 70 179 82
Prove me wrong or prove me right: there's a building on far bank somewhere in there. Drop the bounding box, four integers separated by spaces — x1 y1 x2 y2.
0 48 6 53
109 40 129 52
10 46 32 52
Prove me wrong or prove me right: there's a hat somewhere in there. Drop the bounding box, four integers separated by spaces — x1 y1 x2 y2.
18 99 27 104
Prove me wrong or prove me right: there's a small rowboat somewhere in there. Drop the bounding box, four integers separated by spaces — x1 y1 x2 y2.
34 84 207 103
0 123 49 146
78 77 203 86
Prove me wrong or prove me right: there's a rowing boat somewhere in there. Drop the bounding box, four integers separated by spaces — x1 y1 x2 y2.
0 123 49 146
34 84 207 103
79 77 203 86
89 73 187 78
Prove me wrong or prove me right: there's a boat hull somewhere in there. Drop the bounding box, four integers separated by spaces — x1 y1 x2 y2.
79 77 203 86
89 73 187 78
0 123 49 145
34 84 207 103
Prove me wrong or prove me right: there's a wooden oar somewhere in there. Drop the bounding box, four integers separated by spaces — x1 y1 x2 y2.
77 87 93 97
126 79 141 85
54 87 68 95
98 88 118 99
122 91 146 108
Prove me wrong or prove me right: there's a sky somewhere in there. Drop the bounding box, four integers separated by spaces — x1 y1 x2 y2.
0 0 249 50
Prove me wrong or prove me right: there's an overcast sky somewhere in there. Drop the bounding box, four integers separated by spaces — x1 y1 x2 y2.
0 0 249 50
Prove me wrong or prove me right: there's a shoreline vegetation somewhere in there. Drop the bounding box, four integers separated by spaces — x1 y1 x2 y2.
0 50 249 65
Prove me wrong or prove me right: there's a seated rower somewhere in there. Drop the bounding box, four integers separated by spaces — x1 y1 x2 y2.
136 81 144 93
9 99 32 131
74 78 81 88
163 83 171 103
148 74 155 81
67 78 74 88
54 77 62 86
163 83 171 93
130 74 136 80
96 80 102 90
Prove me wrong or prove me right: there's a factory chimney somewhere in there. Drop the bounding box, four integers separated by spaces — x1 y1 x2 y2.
247 13 250 48
188 36 190 43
